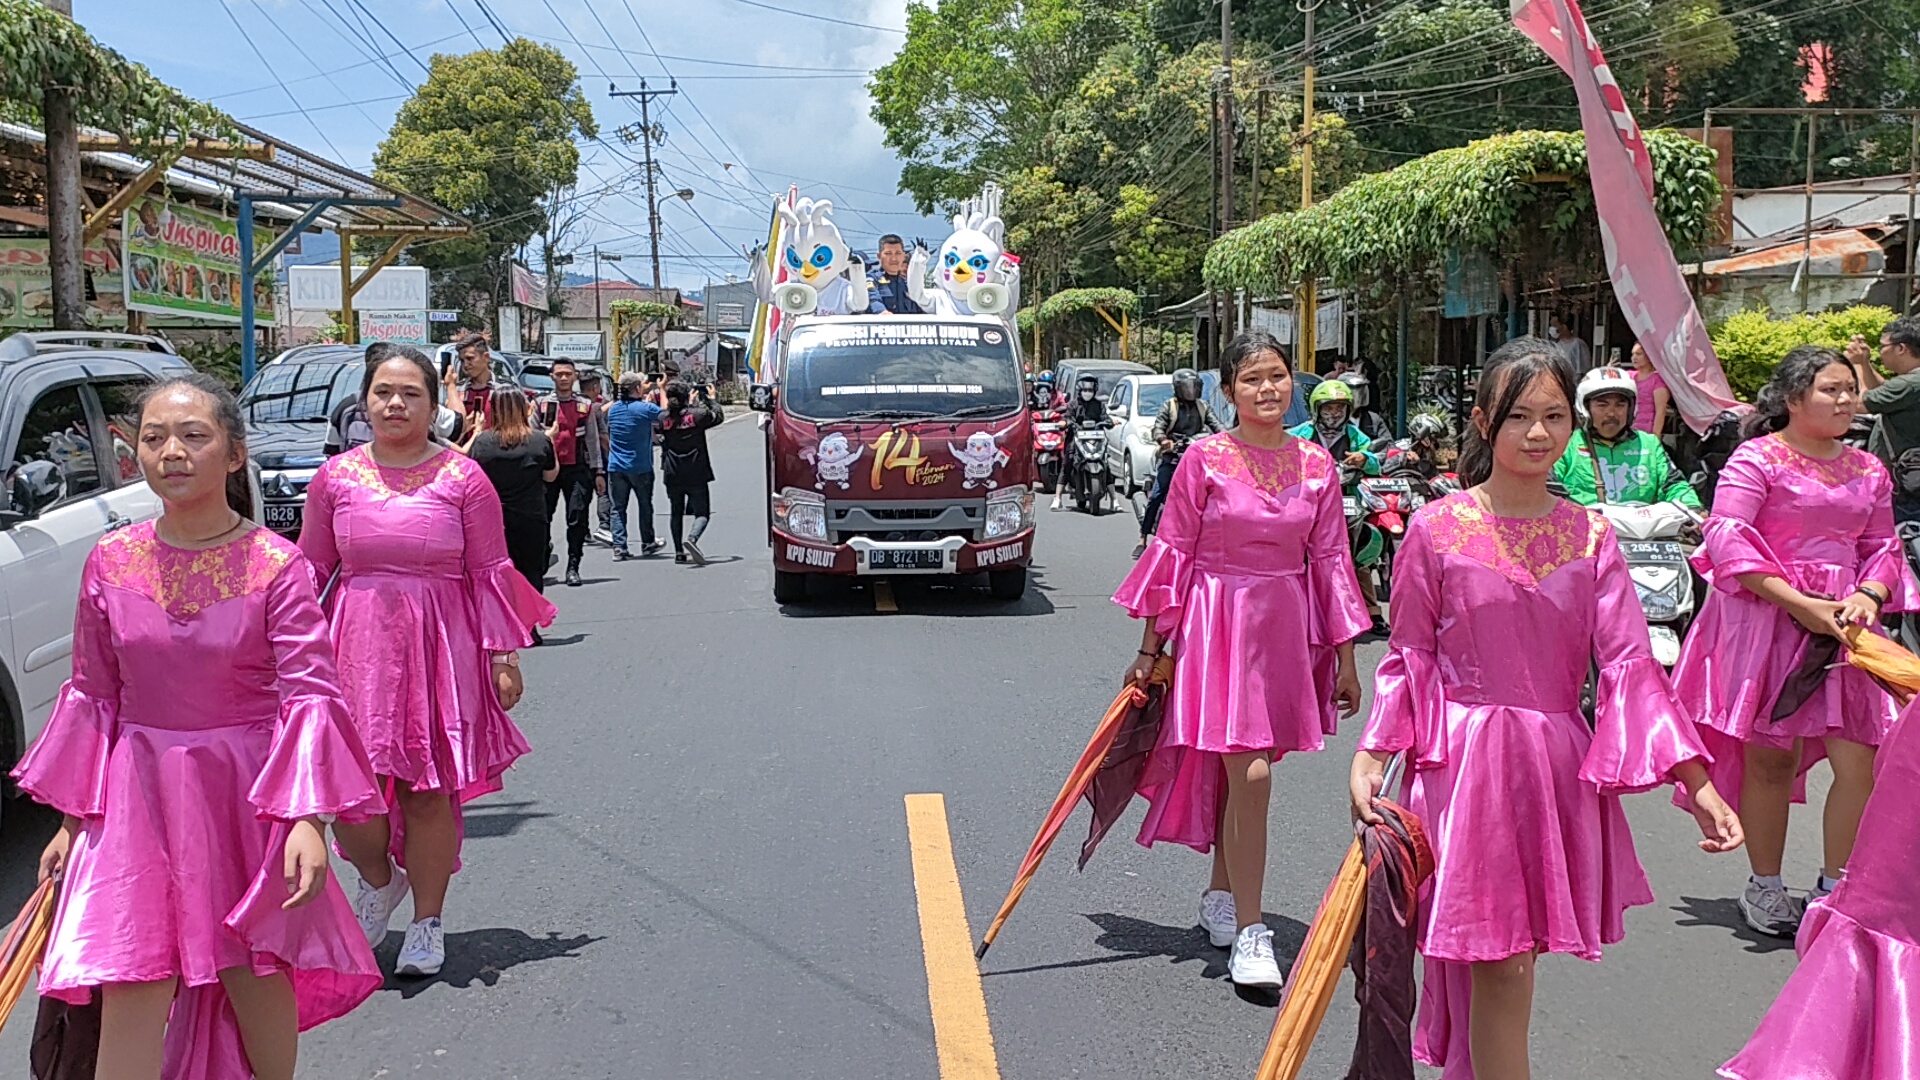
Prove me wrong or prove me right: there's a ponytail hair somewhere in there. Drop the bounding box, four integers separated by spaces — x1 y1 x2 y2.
137 373 254 518
1457 335 1576 488
1741 344 1851 440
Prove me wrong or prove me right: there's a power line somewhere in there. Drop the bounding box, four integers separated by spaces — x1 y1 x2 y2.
446 0 487 49
343 0 433 77
473 0 513 44
210 31 469 100
301 0 413 90
716 0 904 34
217 2 350 162
246 0 389 136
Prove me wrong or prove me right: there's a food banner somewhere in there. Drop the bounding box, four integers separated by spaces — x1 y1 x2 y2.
123 198 275 325
0 238 126 328
358 310 429 345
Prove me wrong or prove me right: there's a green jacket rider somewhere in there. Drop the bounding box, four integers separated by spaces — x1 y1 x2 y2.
1288 379 1381 476
1553 366 1702 510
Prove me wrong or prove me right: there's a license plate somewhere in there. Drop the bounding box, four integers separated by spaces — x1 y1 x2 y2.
1343 497 1359 516
1621 540 1684 559
1365 479 1411 493
866 548 944 571
264 503 302 532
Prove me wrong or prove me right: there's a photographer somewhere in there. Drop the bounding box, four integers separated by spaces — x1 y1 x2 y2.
660 380 724 565
606 371 667 559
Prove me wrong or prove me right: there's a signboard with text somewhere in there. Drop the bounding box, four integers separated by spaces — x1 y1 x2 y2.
288 264 429 312
545 331 604 362
358 310 430 346
122 198 274 325
0 238 126 328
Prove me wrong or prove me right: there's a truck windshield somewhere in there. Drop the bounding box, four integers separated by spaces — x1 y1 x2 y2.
782 321 1023 422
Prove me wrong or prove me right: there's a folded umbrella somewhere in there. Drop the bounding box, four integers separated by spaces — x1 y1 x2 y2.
0 878 58 1034
975 657 1171 959
1843 624 1920 703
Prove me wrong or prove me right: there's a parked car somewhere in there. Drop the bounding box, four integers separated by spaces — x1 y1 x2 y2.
0 331 199 822
1104 374 1173 497
1051 358 1153 405
241 346 365 538
433 341 518 388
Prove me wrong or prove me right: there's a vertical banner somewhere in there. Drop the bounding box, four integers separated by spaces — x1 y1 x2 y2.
746 186 798 384
1511 0 1746 432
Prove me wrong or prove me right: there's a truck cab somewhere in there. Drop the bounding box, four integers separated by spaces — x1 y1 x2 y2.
754 313 1036 603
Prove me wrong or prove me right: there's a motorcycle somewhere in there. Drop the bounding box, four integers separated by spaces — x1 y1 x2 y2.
1894 520 1920 657
1033 409 1066 493
1070 418 1112 514
1339 463 1390 597
1355 475 1423 599
1593 501 1700 666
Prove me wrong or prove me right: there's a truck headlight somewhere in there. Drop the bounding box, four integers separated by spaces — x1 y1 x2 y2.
773 487 827 540
985 485 1033 539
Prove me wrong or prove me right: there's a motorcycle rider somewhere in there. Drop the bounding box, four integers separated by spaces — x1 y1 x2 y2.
1137 367 1224 556
1052 374 1111 511
1337 370 1394 445
1553 366 1702 511
1289 380 1385 630
1030 370 1062 413
1382 413 1451 479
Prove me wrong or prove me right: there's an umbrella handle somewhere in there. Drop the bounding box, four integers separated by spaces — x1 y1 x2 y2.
1379 751 1408 802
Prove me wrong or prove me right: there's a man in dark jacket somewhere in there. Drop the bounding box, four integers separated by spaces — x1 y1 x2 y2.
533 358 607 586
1138 368 1222 554
866 234 923 315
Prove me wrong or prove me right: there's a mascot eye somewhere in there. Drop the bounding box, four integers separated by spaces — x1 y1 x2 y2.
969 255 990 270
810 246 833 268
784 248 803 270
943 252 960 267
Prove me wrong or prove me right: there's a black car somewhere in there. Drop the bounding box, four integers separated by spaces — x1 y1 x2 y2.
239 346 366 537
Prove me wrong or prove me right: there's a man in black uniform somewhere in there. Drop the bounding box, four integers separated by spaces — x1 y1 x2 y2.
1137 367 1222 555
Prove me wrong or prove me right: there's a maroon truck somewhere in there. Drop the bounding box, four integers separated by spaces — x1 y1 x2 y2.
750 314 1036 603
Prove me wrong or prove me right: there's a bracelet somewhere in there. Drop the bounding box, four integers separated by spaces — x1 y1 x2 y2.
1853 585 1888 609
491 652 520 668
1137 649 1160 658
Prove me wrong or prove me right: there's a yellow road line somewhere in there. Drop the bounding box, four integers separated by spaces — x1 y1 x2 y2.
875 580 899 613
904 793 1002 1080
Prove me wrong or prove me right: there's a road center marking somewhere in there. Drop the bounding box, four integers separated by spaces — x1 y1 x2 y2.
875 580 899 613
904 793 1001 1080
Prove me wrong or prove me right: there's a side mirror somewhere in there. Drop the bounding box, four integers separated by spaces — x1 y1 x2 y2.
1111 405 1130 420
749 384 776 413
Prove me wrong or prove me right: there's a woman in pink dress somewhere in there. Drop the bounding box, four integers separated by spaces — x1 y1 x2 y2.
1350 338 1742 1080
300 347 555 979
15 374 383 1080
1720 698 1920 1080
1630 343 1670 435
1115 330 1368 989
1671 344 1913 938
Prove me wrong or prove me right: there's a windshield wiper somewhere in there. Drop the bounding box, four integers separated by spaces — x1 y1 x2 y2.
945 404 1016 420
836 408 939 421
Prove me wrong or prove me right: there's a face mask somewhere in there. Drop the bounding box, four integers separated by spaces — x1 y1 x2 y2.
1080 391 1095 401
1547 326 1562 341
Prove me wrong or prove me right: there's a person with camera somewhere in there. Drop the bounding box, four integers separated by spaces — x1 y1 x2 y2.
1136 367 1222 557
532 358 606 587
440 333 497 441
607 371 668 559
660 380 724 564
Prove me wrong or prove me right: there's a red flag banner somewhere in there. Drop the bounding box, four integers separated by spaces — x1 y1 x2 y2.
1511 0 1749 433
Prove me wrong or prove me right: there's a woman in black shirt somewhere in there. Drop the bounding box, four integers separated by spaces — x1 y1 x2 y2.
660 381 724 564
466 387 558 604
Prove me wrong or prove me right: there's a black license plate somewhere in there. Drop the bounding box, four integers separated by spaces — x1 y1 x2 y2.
867 548 944 571
264 502 302 532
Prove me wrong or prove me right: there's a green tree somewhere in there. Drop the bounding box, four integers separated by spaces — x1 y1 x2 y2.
373 38 596 317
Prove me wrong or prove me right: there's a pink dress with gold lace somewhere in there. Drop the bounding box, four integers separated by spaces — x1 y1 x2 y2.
1112 432 1372 851
11 524 384 1078
299 446 554 865
1358 493 1708 1080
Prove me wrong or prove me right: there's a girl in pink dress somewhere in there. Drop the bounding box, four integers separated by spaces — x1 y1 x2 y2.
1671 345 1912 939
15 374 383 1080
1115 330 1369 989
300 347 555 979
1630 342 1670 435
1720 698 1920 1080
1350 338 1742 1080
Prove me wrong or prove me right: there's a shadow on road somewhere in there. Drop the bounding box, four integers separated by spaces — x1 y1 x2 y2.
983 910 1309 1000
1670 895 1796 954
374 928 602 999
778 566 1059 619
536 632 590 647
461 799 555 840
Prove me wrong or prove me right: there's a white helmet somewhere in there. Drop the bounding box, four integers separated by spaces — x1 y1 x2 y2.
1575 366 1637 420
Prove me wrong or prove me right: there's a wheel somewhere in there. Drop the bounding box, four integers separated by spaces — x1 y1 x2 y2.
989 566 1028 600
1375 543 1394 603
1088 472 1107 514
1123 453 1136 497
772 570 809 604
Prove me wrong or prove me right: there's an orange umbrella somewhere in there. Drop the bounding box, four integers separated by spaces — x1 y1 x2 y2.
0 878 58 1034
975 657 1172 959
1255 754 1409 1080
1844 625 1920 704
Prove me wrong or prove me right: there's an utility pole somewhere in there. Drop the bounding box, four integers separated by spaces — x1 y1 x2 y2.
1218 0 1236 349
40 0 85 330
609 80 678 292
1297 0 1320 371
592 246 622 363
1207 84 1220 370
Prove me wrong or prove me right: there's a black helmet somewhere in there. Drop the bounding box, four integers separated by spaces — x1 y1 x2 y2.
1172 368 1202 402
1408 414 1449 442
1075 375 1100 394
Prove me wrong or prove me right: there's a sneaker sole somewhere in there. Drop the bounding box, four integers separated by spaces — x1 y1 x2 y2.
1738 900 1800 939
1229 965 1284 988
395 959 443 977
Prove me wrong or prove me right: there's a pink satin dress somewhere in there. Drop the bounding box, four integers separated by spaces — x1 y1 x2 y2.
299 446 555 866
1721 704 1920 1080
1358 494 1708 1080
1113 432 1371 851
11 524 384 1079
1671 434 1915 809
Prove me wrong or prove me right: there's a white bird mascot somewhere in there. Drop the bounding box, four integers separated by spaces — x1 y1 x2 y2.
751 198 868 317
908 182 1020 327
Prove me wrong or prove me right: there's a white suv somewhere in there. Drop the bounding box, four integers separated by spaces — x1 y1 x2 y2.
0 332 195 826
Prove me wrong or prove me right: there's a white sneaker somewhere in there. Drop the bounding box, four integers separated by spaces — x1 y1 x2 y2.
396 916 445 977
1228 922 1284 987
1739 879 1803 939
352 864 410 947
1198 890 1237 948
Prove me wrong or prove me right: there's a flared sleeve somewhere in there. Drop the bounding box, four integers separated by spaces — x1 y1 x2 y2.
1358 513 1447 769
249 556 386 821
460 462 557 650
296 460 342 585
1112 446 1206 636
1693 451 1788 591
1305 466 1373 647
1853 461 1916 613
1581 531 1709 794
11 547 120 817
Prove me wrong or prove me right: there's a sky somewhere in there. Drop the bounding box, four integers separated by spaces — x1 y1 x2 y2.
72 0 939 290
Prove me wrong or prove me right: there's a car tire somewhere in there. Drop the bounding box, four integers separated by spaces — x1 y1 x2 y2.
773 570 809 605
1123 453 1136 497
988 567 1027 600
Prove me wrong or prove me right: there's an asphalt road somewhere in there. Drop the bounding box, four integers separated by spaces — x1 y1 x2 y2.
0 414 1832 1079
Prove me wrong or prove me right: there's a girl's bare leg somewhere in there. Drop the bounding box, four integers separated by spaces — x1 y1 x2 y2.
1821 737 1878 879
331 787 395 888
1220 750 1272 930
96 977 178 1080
219 968 298 1080
398 784 457 921
1741 742 1800 877
1208 789 1231 893
1469 953 1536 1080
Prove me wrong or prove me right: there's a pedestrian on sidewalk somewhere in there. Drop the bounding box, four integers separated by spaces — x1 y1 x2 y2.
299 347 555 980
534 357 606 587
1350 337 1742 1079
15 374 383 1077
660 380 724 565
581 369 616 547
1669 345 1914 939
606 370 667 559
466 385 559 611
1112 330 1368 989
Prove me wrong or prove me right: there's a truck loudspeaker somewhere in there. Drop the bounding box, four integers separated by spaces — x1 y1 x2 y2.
774 282 819 316
967 282 1010 315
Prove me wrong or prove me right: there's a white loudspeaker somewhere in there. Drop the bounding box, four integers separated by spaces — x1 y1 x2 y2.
774 281 819 316
968 282 1009 315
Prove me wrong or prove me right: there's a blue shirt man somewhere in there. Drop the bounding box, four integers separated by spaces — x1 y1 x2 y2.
866 234 923 315
606 372 667 557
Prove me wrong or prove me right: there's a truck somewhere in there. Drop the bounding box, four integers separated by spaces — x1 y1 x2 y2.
751 313 1036 603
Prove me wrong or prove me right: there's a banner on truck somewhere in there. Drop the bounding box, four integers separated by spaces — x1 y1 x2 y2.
358 310 429 345
123 198 274 325
0 238 126 328
288 265 429 312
